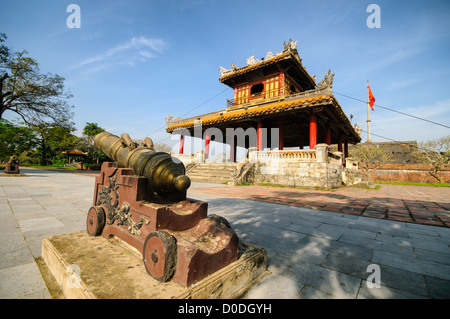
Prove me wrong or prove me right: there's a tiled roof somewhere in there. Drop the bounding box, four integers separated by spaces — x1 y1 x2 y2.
167 94 339 132
219 51 293 83
63 150 88 156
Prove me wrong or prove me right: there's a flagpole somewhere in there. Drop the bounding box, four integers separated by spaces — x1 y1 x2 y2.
367 80 371 142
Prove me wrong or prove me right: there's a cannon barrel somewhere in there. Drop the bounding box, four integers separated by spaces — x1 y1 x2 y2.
94 131 190 198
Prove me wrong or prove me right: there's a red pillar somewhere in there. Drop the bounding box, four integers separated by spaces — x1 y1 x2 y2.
278 116 284 150
344 140 349 158
338 136 343 152
229 133 236 162
325 123 331 146
257 121 263 151
309 113 317 149
299 120 304 149
205 131 211 161
179 135 184 154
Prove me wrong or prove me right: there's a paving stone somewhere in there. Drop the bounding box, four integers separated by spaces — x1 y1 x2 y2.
424 276 450 299
291 261 362 298
320 251 373 279
408 237 450 254
372 250 423 274
285 222 343 240
18 216 65 232
245 273 302 299
0 263 50 299
357 281 426 299
2 169 450 299
413 247 450 266
365 264 429 297
298 285 335 299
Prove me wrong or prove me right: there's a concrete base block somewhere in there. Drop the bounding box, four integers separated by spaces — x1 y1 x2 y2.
41 231 267 299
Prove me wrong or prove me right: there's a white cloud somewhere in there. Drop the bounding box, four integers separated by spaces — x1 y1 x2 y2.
73 36 167 69
139 50 154 59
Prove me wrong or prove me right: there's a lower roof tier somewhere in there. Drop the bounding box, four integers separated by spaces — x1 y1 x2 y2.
166 89 361 146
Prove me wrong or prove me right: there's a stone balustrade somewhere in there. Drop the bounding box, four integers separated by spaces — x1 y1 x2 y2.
249 148 317 163
248 144 342 165
171 151 204 165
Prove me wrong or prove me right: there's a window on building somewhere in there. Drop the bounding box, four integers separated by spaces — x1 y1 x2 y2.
250 83 264 95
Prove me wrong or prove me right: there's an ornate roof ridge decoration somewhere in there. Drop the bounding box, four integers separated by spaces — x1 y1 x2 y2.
282 39 298 54
219 39 300 77
317 69 335 90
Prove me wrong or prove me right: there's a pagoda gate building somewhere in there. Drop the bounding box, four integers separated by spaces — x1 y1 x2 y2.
166 40 363 189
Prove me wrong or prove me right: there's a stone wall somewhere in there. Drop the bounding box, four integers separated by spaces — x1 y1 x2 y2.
245 144 355 189
252 160 344 189
179 144 370 189
346 140 419 163
366 163 450 183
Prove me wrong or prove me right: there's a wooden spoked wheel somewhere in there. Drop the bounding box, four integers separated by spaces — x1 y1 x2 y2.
86 205 105 236
143 231 177 282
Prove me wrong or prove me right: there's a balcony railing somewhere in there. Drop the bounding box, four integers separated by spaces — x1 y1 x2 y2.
227 87 284 109
226 86 332 110
167 86 333 127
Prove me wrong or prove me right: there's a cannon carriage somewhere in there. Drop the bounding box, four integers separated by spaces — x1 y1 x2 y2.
87 132 238 287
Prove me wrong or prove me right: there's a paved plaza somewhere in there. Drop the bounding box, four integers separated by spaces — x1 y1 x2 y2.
1 168 449 298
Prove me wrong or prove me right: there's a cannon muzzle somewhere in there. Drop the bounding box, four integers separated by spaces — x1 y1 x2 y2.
94 131 190 199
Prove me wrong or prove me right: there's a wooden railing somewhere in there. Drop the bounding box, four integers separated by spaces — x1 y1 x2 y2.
226 86 332 110
227 87 284 108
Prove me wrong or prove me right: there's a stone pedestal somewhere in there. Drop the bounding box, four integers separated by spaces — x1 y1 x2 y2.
41 231 267 299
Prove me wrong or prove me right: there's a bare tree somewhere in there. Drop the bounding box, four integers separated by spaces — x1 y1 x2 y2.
1 33 73 125
349 142 392 177
413 135 450 182
154 142 172 153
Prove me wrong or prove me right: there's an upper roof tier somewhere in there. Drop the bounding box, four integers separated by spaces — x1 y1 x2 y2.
218 39 317 92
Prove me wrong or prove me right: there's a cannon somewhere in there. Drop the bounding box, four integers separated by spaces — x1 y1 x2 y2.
4 155 20 174
87 132 238 287
94 131 190 202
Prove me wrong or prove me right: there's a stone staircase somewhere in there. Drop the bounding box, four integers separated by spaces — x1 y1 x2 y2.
186 163 238 184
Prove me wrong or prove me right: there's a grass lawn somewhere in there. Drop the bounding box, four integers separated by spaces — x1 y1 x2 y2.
21 164 78 170
374 181 450 187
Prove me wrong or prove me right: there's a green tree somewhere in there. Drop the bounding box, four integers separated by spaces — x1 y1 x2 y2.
81 122 105 164
32 120 77 165
0 33 74 125
82 122 105 144
0 118 37 161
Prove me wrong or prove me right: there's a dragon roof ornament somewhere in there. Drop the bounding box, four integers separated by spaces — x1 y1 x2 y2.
317 69 335 89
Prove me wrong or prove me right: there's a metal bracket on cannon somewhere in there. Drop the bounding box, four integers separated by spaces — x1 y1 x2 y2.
86 132 238 287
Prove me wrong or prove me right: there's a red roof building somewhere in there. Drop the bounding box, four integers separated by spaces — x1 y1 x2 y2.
166 40 361 162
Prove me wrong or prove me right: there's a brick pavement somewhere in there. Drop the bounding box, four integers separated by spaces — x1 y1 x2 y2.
189 184 450 228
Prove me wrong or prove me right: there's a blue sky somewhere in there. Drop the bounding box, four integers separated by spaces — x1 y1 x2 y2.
1 0 450 154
